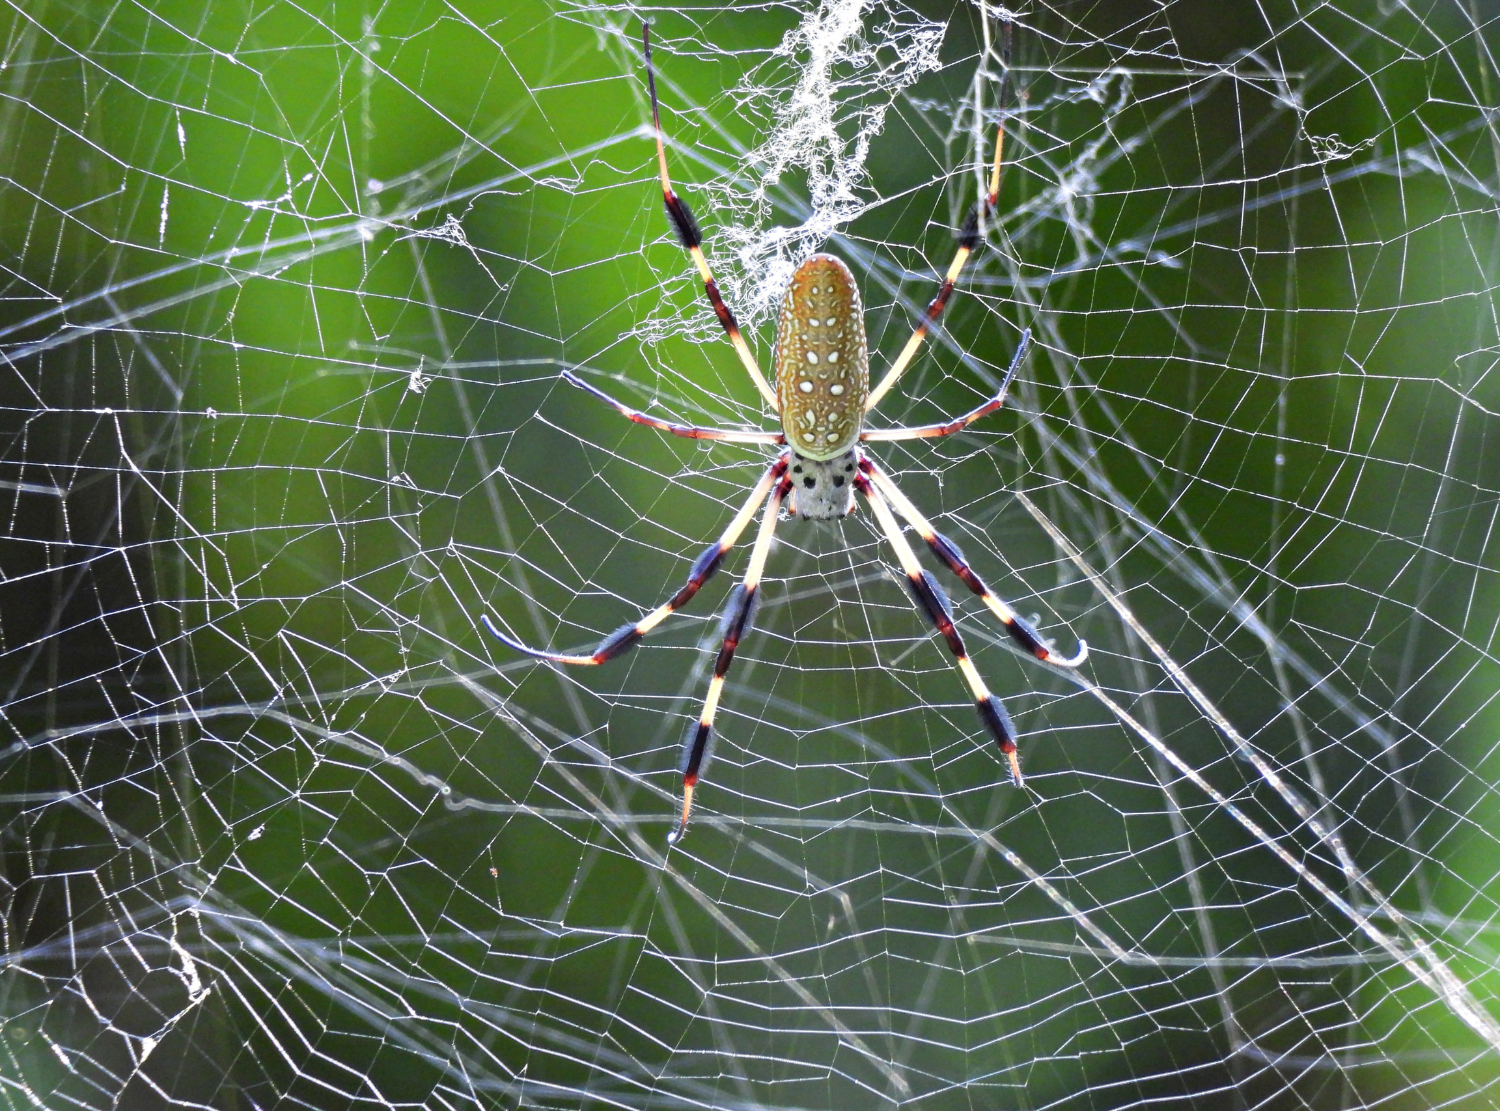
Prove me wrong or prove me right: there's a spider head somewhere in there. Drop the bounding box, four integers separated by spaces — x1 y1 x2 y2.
786 449 860 520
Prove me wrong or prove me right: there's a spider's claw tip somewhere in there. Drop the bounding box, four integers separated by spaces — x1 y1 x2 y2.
1048 638 1088 669
1006 751 1024 789
480 613 594 665
666 783 696 847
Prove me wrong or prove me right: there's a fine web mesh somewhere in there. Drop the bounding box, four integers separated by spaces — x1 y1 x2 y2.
2 0 1499 1107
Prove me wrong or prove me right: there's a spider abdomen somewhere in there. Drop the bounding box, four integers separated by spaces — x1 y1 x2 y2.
775 254 869 461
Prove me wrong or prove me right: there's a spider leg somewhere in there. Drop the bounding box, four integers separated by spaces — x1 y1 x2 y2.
642 24 780 414
863 460 1087 668
669 471 790 845
561 370 784 445
481 455 789 665
865 19 1016 413
861 330 1029 443
859 477 1027 788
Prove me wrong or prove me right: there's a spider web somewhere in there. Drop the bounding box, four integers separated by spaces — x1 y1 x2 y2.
2 0 1498 1107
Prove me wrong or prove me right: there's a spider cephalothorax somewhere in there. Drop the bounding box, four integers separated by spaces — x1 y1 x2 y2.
786 449 859 520
483 20 1086 846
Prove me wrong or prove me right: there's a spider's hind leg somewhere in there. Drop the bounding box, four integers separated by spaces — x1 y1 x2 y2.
641 22 779 413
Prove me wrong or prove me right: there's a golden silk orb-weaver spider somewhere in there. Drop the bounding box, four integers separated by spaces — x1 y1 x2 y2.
483 20 1087 846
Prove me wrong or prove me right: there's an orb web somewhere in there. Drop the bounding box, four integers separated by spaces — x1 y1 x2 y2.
2 1 1498 1107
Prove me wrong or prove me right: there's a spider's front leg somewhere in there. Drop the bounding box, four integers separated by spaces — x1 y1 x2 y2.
670 470 791 845
858 476 1027 786
481 455 788 665
864 460 1087 669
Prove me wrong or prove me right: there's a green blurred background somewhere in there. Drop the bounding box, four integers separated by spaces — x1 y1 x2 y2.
1 0 1498 1107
